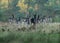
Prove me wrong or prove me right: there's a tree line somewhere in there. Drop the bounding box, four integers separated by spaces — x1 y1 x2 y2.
0 0 60 22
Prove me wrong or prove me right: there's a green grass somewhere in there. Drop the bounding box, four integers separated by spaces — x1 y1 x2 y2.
0 23 60 43
0 31 60 43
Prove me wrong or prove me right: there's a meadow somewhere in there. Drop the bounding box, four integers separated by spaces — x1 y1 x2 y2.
0 23 60 43
0 0 60 43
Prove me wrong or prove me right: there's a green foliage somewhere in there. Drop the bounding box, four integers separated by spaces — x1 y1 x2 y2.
0 9 8 22
0 0 60 22
53 15 60 22
0 31 60 43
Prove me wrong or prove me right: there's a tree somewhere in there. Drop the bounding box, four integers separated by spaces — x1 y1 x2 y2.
8 0 20 18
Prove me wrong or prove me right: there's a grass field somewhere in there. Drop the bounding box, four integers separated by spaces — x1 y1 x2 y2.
0 23 60 43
